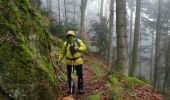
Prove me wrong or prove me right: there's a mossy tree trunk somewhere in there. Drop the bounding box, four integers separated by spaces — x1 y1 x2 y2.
115 0 129 76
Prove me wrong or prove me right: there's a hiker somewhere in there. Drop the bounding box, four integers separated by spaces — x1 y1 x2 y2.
58 30 87 95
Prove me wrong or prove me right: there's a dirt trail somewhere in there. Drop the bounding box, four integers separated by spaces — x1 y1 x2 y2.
59 63 110 100
51 53 164 100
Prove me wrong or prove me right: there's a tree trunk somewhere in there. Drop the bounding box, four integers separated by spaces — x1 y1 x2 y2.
150 29 154 82
100 0 104 19
48 0 52 19
129 0 134 70
116 0 129 76
64 0 67 21
139 23 142 77
58 0 60 22
108 0 115 67
80 0 88 40
154 0 161 89
163 35 170 93
73 0 76 30
47 0 49 17
129 0 141 77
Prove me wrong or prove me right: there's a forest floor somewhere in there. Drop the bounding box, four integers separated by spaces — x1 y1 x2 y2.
57 54 111 100
51 53 165 100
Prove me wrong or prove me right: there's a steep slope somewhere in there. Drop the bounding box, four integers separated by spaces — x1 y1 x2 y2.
0 0 60 99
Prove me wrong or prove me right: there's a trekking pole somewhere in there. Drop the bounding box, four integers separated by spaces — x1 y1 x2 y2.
70 60 74 99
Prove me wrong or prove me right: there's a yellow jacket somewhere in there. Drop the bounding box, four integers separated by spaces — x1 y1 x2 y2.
58 38 87 66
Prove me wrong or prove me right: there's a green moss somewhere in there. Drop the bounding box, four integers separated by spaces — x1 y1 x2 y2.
107 74 123 99
0 0 61 99
86 93 101 100
0 21 17 35
106 73 146 99
107 74 121 87
86 61 103 79
116 74 145 92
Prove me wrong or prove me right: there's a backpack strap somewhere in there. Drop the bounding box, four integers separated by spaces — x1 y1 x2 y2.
66 40 69 48
74 39 80 47
65 39 80 53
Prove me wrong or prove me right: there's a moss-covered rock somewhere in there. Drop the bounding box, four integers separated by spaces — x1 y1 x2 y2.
0 0 60 99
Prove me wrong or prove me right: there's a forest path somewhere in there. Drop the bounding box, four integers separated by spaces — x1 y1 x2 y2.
58 55 111 100
51 53 164 100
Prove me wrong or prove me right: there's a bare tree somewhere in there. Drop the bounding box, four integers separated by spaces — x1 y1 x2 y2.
150 29 154 82
47 0 49 16
154 0 161 89
116 0 129 76
129 0 135 69
73 0 76 30
64 0 67 21
58 0 61 22
100 0 104 19
80 0 88 40
129 0 142 77
46 0 52 19
163 35 170 93
108 0 115 67
138 20 142 77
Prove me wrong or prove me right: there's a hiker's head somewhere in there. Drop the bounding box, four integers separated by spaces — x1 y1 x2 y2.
66 31 75 41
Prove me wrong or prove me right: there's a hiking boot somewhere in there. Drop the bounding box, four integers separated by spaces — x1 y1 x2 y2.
77 89 84 95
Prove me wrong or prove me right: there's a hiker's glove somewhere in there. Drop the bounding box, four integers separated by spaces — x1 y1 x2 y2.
74 45 79 52
70 45 78 55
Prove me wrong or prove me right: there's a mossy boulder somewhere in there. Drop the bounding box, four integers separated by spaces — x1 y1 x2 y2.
0 0 60 99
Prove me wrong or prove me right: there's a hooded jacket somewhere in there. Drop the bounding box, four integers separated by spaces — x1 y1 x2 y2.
58 38 87 66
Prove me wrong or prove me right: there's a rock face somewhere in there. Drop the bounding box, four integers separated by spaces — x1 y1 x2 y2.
0 0 59 99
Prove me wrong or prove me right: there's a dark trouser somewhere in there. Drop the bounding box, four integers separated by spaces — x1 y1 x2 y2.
67 64 83 90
